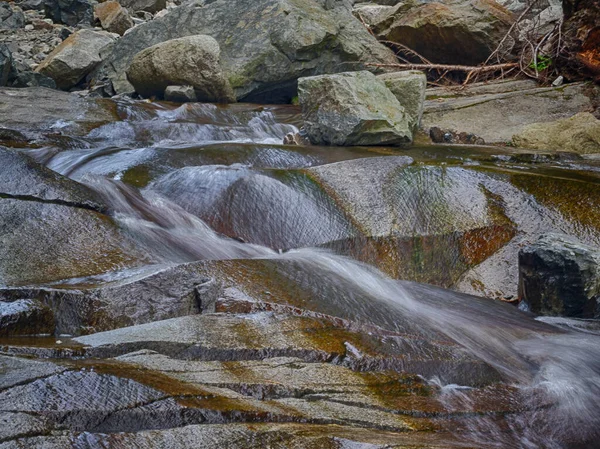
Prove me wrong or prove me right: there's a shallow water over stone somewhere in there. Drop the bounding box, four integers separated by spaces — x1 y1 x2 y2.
2 98 600 448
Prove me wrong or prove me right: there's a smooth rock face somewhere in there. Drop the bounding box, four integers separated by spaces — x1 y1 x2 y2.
422 80 600 144
0 148 143 287
35 29 118 90
0 4 25 29
127 35 235 102
512 112 600 154
377 70 427 130
298 71 412 146
93 0 398 100
372 0 514 65
43 0 94 26
118 0 167 14
519 234 600 318
94 1 134 36
164 85 197 102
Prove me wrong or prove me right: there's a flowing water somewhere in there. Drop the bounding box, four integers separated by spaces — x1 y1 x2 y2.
16 100 600 448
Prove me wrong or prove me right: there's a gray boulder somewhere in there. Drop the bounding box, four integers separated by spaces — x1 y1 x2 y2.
164 85 197 102
127 35 235 102
0 299 55 336
0 44 11 86
43 0 95 26
519 234 600 318
35 29 118 90
92 0 398 101
377 70 427 130
118 0 166 13
298 71 412 146
0 3 25 29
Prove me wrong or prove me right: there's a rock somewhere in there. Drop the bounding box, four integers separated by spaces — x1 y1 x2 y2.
0 44 12 86
164 85 197 102
92 0 398 100
94 1 133 36
0 87 117 138
422 80 600 144
519 234 600 318
35 29 118 90
119 0 167 14
371 0 514 65
512 112 600 154
377 70 427 130
353 3 394 25
17 0 46 11
0 3 25 29
0 299 55 336
0 147 143 287
126 35 235 102
0 355 65 390
429 126 485 144
298 71 412 146
282 130 310 145
8 69 57 89
43 0 94 26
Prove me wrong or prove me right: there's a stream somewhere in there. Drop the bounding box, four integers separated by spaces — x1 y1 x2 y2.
4 98 600 448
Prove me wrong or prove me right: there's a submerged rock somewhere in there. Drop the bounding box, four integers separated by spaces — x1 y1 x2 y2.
298 71 412 146
35 29 118 90
126 35 235 102
92 0 398 100
512 112 600 154
519 234 600 318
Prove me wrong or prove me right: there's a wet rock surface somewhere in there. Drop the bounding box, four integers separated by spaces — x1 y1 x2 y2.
519 233 600 318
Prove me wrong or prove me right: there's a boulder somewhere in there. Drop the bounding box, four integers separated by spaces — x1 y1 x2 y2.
519 234 600 318
0 44 11 86
371 0 514 65
512 112 600 154
126 35 235 102
92 0 398 101
17 0 46 11
35 29 118 90
43 0 94 26
118 0 166 14
94 1 133 36
0 3 25 29
377 70 427 130
298 71 412 146
164 85 197 102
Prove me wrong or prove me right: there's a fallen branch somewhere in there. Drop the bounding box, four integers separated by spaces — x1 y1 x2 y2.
364 62 519 73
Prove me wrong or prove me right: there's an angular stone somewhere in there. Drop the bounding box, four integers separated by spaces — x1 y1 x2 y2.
519 233 600 318
119 0 166 14
164 85 197 103
512 112 600 154
0 4 25 29
298 71 412 146
35 29 118 90
92 0 398 100
0 44 12 86
377 70 427 130
127 36 235 102
43 0 94 26
0 354 65 390
94 1 133 36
